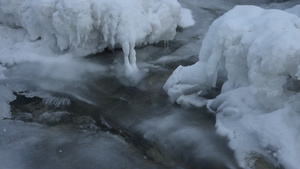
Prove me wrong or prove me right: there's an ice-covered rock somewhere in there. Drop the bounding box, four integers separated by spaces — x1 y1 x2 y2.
0 0 181 77
164 5 300 169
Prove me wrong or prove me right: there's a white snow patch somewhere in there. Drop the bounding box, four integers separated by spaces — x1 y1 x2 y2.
164 5 300 169
178 8 195 28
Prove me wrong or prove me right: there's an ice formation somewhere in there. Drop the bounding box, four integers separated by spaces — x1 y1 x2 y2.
178 8 195 28
0 0 181 77
164 5 300 169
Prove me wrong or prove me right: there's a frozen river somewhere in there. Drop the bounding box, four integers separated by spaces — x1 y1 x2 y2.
0 0 299 168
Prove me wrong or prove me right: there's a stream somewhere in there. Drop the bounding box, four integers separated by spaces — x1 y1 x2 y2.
0 0 298 168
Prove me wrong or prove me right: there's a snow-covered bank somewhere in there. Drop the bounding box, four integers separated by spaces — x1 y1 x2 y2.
0 0 182 78
164 5 300 168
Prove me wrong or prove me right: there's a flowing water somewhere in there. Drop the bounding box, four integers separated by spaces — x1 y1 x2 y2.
1 0 298 168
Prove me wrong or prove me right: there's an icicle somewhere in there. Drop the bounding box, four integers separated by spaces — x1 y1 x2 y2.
129 42 138 71
122 42 133 74
122 41 139 75
164 40 170 54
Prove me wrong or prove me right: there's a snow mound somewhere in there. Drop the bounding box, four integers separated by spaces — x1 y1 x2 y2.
0 0 181 77
164 5 300 169
178 8 195 28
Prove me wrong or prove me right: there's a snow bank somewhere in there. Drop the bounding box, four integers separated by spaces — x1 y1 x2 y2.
164 5 300 168
0 0 181 77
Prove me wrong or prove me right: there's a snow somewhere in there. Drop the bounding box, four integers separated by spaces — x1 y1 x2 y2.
164 5 300 169
178 8 195 28
0 0 181 80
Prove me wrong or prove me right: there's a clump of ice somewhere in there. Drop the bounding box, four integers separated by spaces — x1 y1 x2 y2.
0 0 181 79
164 5 300 169
178 8 195 28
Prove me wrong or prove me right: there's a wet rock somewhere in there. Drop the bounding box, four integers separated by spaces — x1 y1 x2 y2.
246 152 283 169
72 116 99 131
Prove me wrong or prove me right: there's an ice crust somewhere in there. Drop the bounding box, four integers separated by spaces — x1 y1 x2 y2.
0 0 181 77
164 5 300 169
